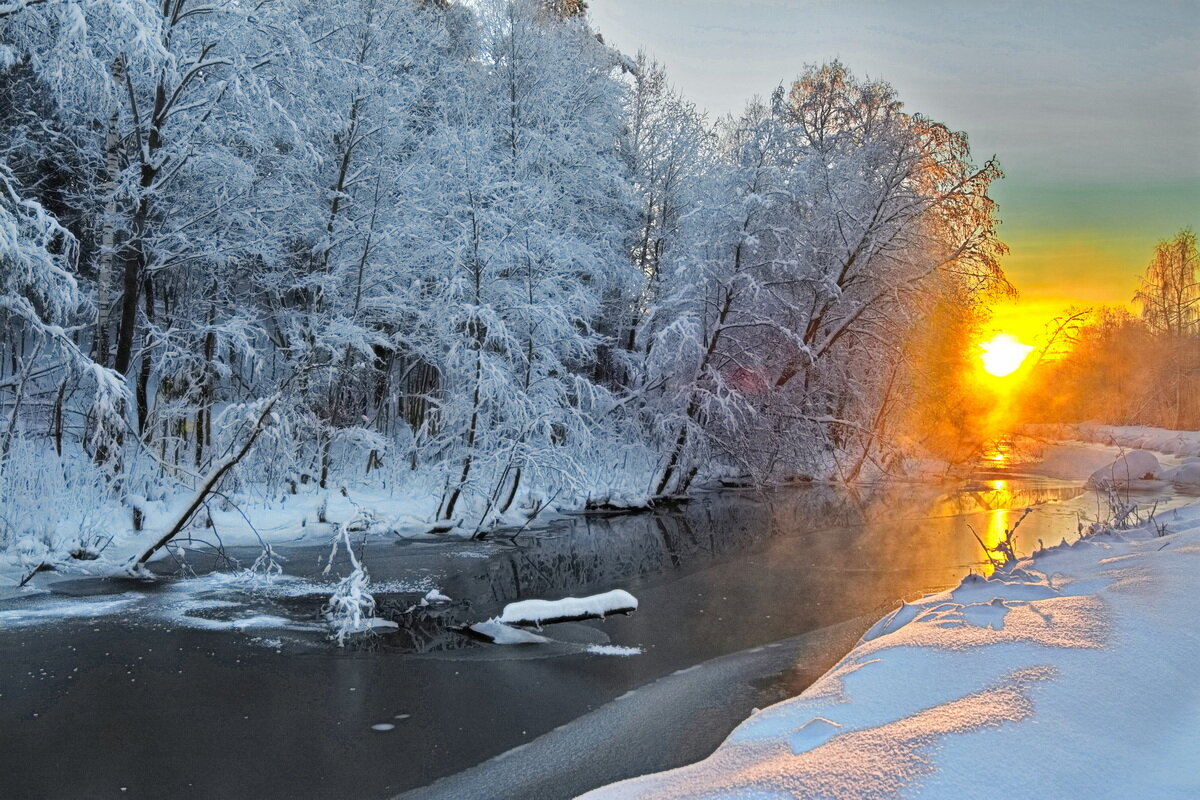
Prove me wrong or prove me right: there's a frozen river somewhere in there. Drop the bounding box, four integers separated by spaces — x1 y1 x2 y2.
0 448 1168 798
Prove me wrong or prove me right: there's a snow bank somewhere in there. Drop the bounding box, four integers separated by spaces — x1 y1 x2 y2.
1025 423 1200 492
585 503 1200 799
1032 422 1200 459
1022 441 1127 481
498 589 638 626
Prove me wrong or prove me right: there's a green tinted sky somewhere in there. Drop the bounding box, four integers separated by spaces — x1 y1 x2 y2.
588 0 1200 336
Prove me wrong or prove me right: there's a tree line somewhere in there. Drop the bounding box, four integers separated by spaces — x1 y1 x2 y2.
0 0 1008 536
1021 229 1200 430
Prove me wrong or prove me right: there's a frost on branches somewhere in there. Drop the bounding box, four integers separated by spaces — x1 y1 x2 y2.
0 2 1008 560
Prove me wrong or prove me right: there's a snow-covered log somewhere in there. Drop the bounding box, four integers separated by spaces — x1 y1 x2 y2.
498 589 638 627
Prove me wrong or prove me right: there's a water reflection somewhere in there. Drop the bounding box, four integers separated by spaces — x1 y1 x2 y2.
354 479 1085 653
31 478 1085 655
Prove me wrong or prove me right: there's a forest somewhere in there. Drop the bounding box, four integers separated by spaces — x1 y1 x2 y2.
0 0 1011 557
1019 228 1200 430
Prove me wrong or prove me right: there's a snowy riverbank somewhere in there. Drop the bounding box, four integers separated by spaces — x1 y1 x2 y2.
585 491 1200 798
1024 421 1200 459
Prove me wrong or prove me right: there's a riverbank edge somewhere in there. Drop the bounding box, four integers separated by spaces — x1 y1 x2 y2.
582 458 1200 798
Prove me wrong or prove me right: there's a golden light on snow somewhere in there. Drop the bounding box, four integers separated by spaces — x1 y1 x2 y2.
979 334 1035 377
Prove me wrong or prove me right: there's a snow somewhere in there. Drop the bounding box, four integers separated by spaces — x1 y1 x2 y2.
1025 423 1200 493
1030 422 1200 460
466 589 639 646
586 644 643 657
1162 461 1200 492
0 481 450 594
1074 423 1200 458
1021 441 1130 481
1086 449 1162 488
584 502 1200 799
498 589 638 626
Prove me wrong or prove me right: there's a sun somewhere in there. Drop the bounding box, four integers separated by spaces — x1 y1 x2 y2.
980 333 1035 377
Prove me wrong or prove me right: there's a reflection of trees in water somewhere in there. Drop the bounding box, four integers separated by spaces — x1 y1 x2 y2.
372 488 870 653
370 483 1081 653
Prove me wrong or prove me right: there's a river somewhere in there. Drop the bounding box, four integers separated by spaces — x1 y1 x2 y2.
0 446 1174 799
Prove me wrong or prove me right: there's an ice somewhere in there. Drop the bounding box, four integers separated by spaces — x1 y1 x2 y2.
421 589 452 605
469 620 552 645
0 594 140 627
175 614 326 633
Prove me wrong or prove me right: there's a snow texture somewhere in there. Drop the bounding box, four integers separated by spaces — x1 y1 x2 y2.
1086 449 1162 488
498 589 638 625
584 501 1200 799
586 644 644 657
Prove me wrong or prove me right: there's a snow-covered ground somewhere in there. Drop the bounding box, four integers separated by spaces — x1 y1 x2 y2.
1026 422 1200 460
1023 423 1200 493
586 458 1200 798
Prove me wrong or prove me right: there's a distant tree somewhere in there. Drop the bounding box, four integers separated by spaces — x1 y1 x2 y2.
1135 228 1199 339
1134 228 1200 427
540 0 587 18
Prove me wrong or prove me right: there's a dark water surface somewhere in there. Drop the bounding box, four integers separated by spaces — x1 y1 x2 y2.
0 475 1097 799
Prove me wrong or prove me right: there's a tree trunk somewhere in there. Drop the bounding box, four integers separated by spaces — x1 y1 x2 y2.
132 395 279 568
94 55 125 367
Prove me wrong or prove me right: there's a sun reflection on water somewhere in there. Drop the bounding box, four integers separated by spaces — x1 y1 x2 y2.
973 479 1013 577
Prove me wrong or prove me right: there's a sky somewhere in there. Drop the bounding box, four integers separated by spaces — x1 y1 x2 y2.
587 0 1200 339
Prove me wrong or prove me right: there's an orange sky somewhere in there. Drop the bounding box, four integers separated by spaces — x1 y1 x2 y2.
986 180 1200 342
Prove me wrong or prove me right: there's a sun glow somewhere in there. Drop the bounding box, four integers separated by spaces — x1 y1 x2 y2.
979 334 1035 377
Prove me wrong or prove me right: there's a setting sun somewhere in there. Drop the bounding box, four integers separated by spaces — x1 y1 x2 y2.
980 334 1035 377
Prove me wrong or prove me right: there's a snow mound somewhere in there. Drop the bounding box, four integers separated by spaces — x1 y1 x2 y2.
1086 449 1162 488
1162 461 1200 493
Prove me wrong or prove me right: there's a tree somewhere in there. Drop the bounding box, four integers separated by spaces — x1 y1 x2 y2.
0 164 122 458
1134 228 1200 427
1136 228 1199 339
